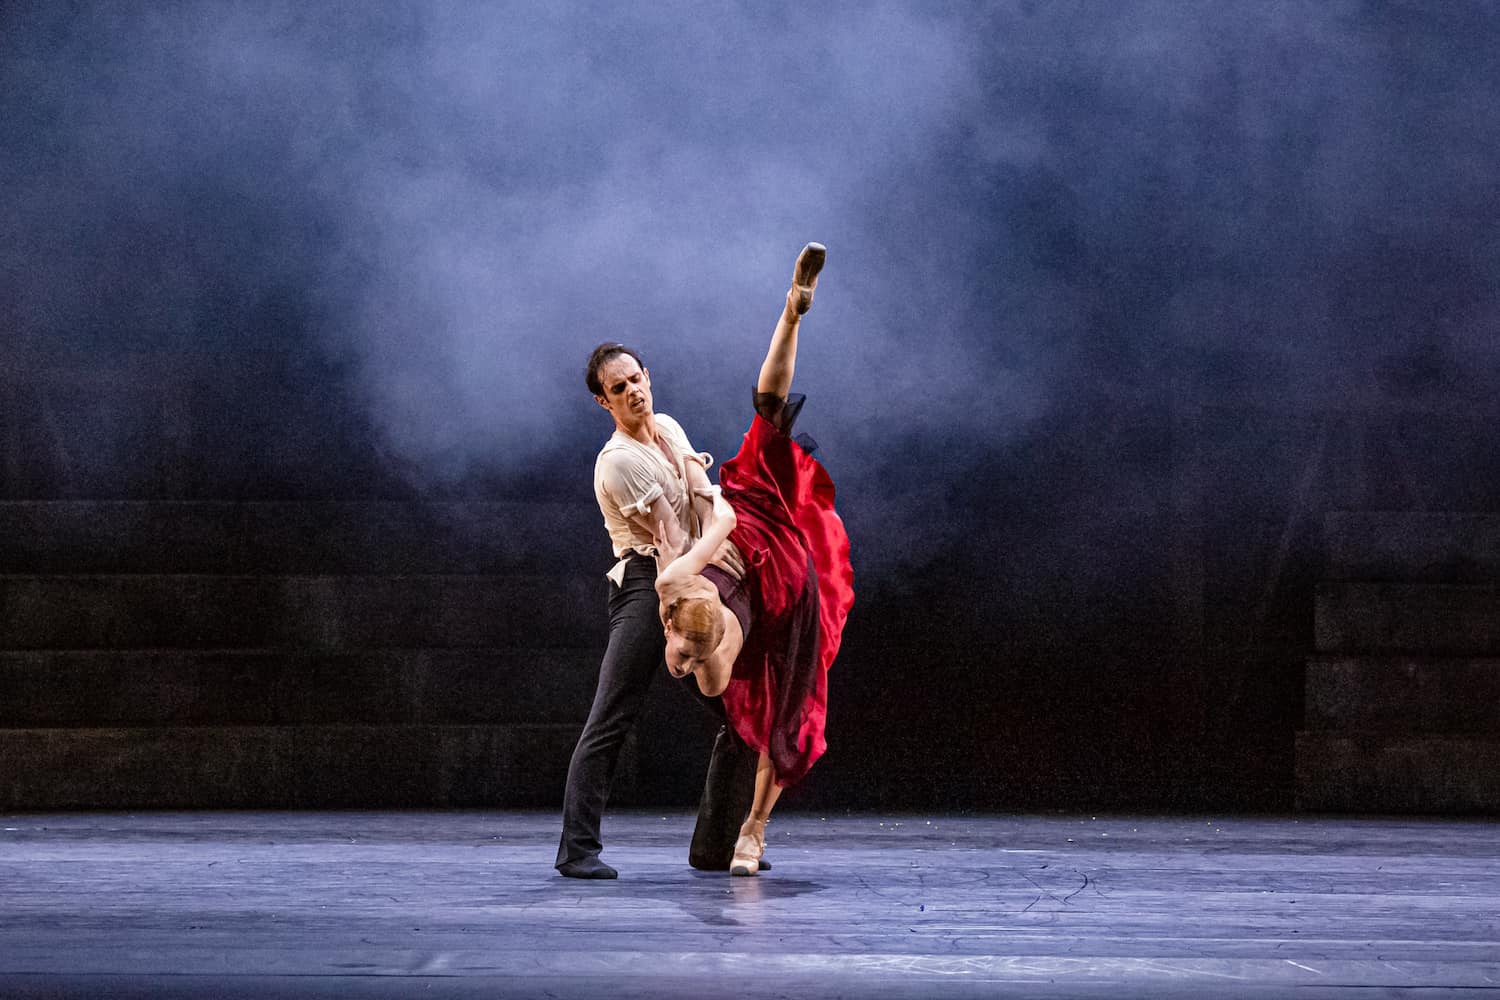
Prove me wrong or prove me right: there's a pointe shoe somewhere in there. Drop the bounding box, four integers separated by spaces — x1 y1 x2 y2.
789 242 826 316
731 818 767 877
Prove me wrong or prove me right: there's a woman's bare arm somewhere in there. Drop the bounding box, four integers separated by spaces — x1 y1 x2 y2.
696 656 732 695
695 610 743 696
656 490 736 590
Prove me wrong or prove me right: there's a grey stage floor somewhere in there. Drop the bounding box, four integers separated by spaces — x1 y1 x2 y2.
0 810 1497 998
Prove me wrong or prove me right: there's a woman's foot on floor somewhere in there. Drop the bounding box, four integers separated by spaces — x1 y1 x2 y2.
731 818 768 877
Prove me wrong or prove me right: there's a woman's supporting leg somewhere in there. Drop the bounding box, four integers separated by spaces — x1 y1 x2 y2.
749 751 784 822
731 751 784 876
756 242 825 399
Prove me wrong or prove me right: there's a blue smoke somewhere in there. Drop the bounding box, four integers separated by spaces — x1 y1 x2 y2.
4 1 1499 570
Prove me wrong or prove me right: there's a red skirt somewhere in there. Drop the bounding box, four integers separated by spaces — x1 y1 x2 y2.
715 403 854 785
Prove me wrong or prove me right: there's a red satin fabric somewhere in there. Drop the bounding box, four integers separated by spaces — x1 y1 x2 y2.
717 413 854 785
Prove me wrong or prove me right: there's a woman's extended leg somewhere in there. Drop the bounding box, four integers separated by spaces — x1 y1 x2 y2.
756 242 825 400
731 751 784 876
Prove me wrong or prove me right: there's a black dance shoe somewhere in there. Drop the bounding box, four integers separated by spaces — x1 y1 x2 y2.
557 856 618 880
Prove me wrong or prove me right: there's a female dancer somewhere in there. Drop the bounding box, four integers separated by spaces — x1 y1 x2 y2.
653 242 855 876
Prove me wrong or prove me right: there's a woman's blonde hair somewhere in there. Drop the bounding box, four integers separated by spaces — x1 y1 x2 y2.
669 596 725 656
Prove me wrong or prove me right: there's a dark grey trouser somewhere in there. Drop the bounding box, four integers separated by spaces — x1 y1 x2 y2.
556 553 755 869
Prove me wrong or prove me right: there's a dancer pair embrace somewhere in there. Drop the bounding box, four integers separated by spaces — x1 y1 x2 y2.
556 243 854 878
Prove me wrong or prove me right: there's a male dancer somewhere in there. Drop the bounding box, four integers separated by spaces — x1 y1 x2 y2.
555 344 758 879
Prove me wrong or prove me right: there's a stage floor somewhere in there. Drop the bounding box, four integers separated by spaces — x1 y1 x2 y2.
1 810 1496 998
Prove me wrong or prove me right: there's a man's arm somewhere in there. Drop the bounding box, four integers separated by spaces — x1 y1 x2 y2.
628 495 687 559
599 447 686 554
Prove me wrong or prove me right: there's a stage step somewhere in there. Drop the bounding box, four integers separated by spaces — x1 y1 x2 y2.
0 500 598 574
1324 511 1500 583
1300 512 1500 814
0 650 599 726
0 500 639 809
0 724 610 810
1294 732 1500 814
1314 582 1500 655
1305 656 1500 733
0 574 603 650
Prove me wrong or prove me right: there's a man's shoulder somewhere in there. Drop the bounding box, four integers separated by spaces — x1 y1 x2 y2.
594 429 652 474
594 432 633 466
653 412 694 450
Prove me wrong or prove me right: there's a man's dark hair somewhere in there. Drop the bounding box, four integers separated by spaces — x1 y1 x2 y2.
585 342 645 396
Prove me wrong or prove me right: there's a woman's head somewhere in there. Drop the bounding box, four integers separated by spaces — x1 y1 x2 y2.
664 596 725 677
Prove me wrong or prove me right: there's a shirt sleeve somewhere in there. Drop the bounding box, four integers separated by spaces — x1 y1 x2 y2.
596 448 665 519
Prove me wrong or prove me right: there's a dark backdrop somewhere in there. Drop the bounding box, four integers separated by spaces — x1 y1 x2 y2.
5 1 1500 811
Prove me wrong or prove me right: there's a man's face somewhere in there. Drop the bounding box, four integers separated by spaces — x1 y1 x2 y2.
594 354 653 428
